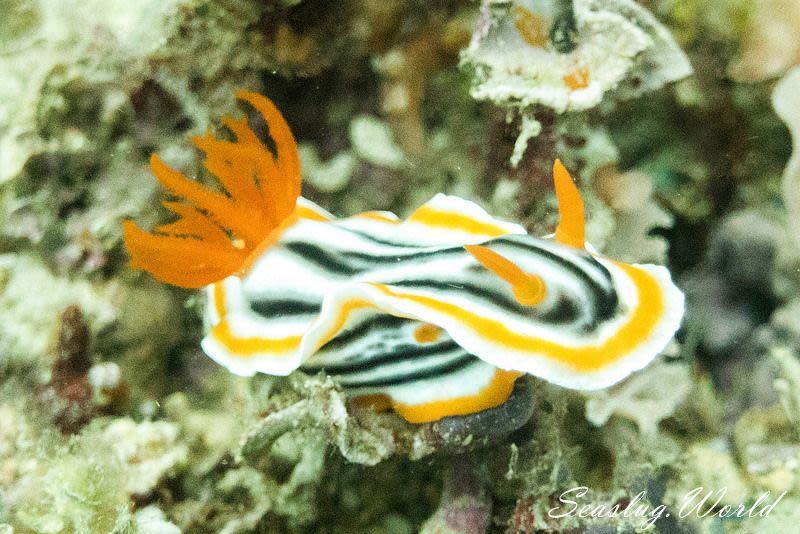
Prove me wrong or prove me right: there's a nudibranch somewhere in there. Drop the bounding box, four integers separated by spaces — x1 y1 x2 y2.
123 92 684 424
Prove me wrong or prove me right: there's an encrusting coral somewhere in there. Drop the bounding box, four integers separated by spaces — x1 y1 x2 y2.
461 0 692 165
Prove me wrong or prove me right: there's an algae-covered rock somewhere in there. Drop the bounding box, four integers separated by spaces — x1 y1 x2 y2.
0 0 182 184
3 423 134 533
0 254 120 371
103 418 188 497
585 359 691 436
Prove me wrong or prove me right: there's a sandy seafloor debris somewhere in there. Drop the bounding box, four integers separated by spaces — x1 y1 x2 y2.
1 0 800 532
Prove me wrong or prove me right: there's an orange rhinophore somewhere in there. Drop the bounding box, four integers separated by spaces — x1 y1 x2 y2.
553 158 585 248
464 244 547 306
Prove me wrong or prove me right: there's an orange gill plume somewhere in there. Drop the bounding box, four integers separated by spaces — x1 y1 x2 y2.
122 91 301 288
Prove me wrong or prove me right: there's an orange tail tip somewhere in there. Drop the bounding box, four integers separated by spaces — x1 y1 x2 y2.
123 92 301 288
553 159 585 249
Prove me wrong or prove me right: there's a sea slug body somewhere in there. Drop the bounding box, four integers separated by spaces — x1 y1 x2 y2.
123 92 685 424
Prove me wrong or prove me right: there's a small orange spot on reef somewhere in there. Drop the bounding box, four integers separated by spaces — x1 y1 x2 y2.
414 323 442 343
514 6 549 48
564 68 590 90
